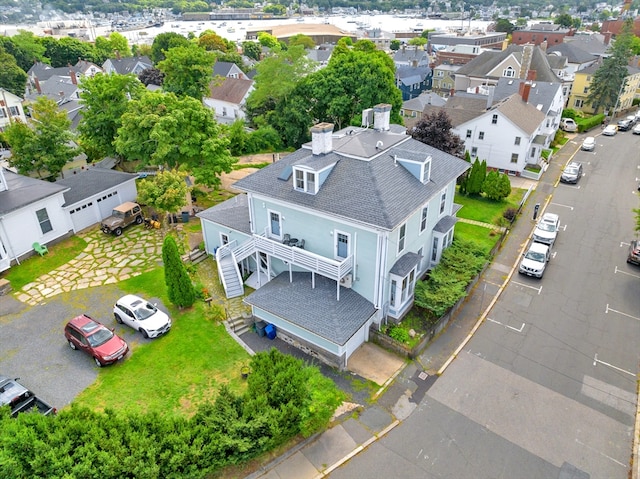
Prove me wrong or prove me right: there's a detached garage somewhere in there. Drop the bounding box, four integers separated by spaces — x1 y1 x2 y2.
56 167 138 233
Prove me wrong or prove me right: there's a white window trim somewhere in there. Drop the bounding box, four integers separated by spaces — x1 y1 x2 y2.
397 223 406 254
293 167 318 194
420 205 429 233
268 209 282 240
389 268 417 309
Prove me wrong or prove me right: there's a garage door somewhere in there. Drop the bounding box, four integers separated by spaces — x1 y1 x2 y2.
70 201 99 232
97 191 121 218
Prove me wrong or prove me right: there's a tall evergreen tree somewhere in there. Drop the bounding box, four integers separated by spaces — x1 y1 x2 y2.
162 235 196 308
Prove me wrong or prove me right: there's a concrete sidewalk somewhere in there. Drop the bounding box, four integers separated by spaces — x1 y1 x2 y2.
241 146 580 479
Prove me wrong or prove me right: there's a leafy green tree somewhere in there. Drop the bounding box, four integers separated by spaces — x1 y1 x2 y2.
408 37 427 47
198 31 229 52
132 43 152 58
0 49 27 97
150 32 190 64
246 44 314 127
264 3 286 14
269 45 402 147
465 159 486 195
163 235 196 308
4 96 78 179
242 41 262 61
494 18 516 34
390 39 401 51
94 32 132 64
353 39 377 52
554 13 574 27
0 31 47 71
138 169 188 216
115 91 235 187
634 206 640 233
482 170 511 200
586 19 635 114
410 110 465 158
78 73 146 161
258 32 280 50
157 43 216 99
288 34 315 49
40 36 97 67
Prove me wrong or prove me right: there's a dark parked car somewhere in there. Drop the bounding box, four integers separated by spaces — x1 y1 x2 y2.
0 375 55 417
617 119 633 131
628 240 640 266
560 162 583 184
64 314 129 367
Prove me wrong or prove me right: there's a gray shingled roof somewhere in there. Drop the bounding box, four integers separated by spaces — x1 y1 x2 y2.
207 77 254 103
403 92 447 111
196 193 252 235
493 77 563 114
421 103 485 128
396 65 432 84
56 168 138 206
233 127 470 230
548 43 597 65
455 45 561 83
244 271 375 345
390 252 422 276
491 94 546 135
433 215 457 233
0 169 69 216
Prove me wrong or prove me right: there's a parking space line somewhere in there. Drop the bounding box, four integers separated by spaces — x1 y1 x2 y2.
487 317 526 333
614 266 640 279
620 241 631 247
605 304 640 321
593 353 635 377
575 438 628 468
511 280 543 294
559 225 567 231
550 202 574 210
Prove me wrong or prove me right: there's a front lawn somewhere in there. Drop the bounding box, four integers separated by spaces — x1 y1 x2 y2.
454 222 502 254
1 235 87 290
455 187 524 225
73 269 250 416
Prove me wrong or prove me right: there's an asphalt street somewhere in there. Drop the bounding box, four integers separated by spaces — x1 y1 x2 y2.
330 128 640 478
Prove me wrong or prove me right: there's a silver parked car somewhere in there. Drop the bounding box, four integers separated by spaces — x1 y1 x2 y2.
560 162 583 184
533 213 560 245
581 136 595 151
519 242 551 278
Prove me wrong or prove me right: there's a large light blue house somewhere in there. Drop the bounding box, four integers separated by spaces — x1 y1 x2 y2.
198 104 470 368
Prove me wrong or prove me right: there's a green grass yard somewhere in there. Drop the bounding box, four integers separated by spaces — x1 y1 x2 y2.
454 187 525 225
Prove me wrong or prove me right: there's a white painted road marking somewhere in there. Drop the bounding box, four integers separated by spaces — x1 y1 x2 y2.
614 266 640 279
605 304 640 321
550 202 574 210
511 280 543 294
487 317 526 333
593 353 635 377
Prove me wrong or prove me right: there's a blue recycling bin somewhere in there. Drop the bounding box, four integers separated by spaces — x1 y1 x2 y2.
265 324 276 340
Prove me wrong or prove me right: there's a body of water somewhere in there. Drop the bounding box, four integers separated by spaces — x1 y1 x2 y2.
2 14 492 45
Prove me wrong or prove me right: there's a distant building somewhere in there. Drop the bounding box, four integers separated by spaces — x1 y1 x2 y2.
511 23 574 47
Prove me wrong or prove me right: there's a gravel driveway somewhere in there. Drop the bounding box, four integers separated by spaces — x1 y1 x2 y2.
0 284 163 410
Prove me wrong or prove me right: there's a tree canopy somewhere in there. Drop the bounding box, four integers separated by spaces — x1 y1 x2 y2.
267 43 403 147
409 110 465 158
137 169 189 214
115 91 235 187
0 48 27 97
157 43 216 99
4 96 78 179
150 32 190 64
78 73 146 161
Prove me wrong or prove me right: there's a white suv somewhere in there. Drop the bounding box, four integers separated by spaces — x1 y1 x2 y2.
533 213 560 245
519 242 551 278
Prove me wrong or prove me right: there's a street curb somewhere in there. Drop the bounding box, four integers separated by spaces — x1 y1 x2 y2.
313 420 401 478
632 368 640 479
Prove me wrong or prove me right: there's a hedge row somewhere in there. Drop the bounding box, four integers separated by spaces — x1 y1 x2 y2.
0 349 344 479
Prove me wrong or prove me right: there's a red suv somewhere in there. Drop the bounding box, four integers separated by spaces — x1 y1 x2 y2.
64 314 129 367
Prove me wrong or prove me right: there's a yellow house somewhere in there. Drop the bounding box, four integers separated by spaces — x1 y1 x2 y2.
568 63 640 115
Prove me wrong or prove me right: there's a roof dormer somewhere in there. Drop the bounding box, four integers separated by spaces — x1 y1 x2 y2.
394 152 432 184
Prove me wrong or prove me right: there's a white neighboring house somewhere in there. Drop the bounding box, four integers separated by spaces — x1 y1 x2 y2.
0 89 27 131
0 168 72 272
203 77 254 124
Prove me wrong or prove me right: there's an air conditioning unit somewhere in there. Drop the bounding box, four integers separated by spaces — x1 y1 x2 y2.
339 273 353 288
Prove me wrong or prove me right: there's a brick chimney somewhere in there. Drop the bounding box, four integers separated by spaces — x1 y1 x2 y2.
602 31 612 45
310 122 334 155
70 69 77 85
34 77 42 94
519 81 531 103
526 70 537 81
539 40 547 52
115 49 121 59
373 103 391 131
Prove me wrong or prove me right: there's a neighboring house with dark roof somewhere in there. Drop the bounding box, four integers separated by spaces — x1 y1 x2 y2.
307 46 334 69
424 86 548 174
393 45 430 67
197 104 470 368
395 64 432 101
102 56 153 75
56 167 139 233
0 167 72 272
0 88 27 131
203 77 254 124
213 61 248 80
25 74 81 104
547 42 598 101
454 44 561 92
